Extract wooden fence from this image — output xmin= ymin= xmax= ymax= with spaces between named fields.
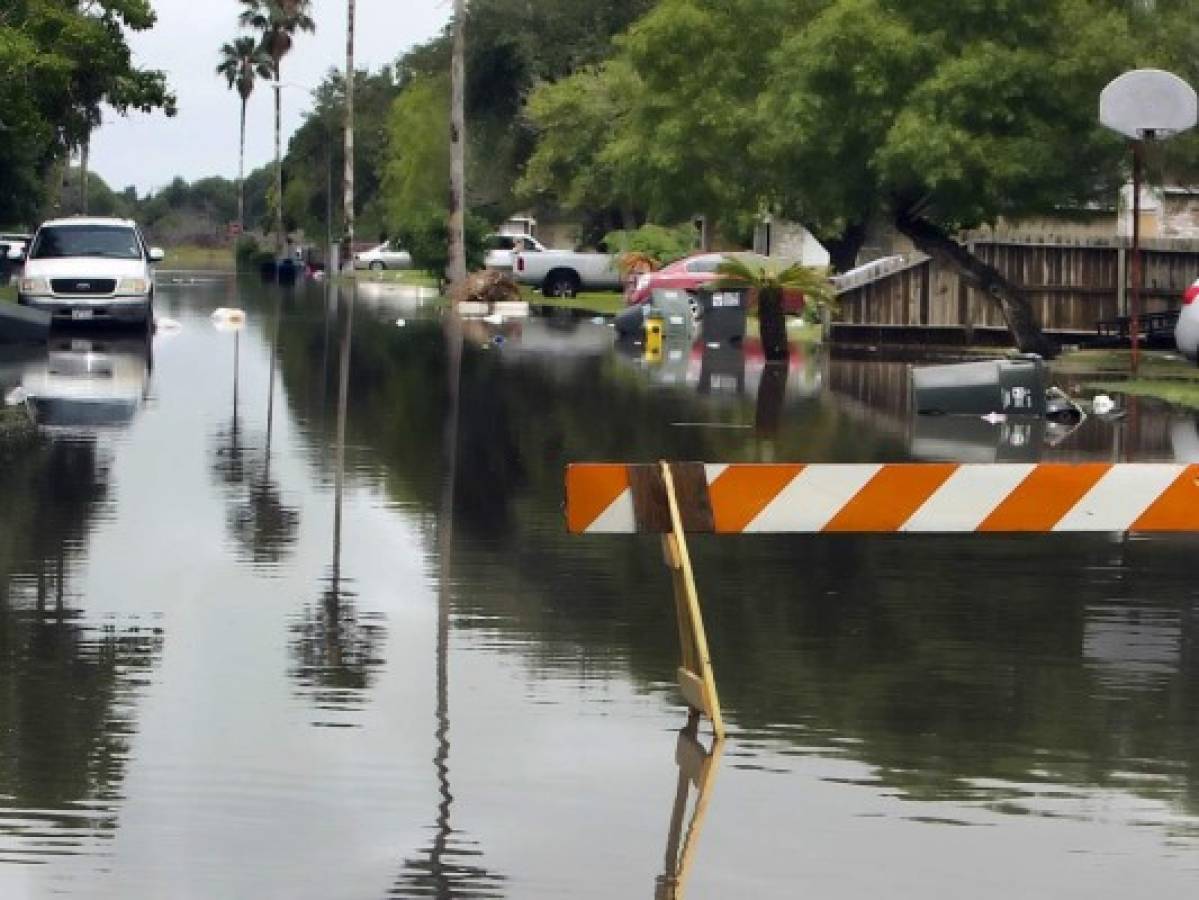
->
xmin=834 ymin=236 xmax=1199 ymax=340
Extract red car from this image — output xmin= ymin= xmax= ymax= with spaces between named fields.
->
xmin=624 ymin=252 xmax=807 ymax=316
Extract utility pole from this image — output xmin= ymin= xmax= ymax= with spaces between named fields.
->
xmin=342 ymin=0 xmax=356 ymax=269
xmin=447 ymin=0 xmax=467 ymax=288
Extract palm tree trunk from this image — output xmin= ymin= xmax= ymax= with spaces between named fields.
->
xmin=238 ymin=98 xmax=247 ymax=233
xmin=342 ymin=0 xmax=356 ymax=268
xmin=274 ymin=69 xmax=284 ymax=259
xmin=759 ymin=289 xmax=789 ymax=362
xmin=447 ymin=0 xmax=467 ymax=288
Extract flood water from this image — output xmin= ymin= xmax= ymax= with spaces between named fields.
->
xmin=1 ymin=274 xmax=1198 ymax=898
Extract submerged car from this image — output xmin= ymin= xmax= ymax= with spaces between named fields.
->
xmin=624 ymin=252 xmax=807 ymax=317
xmin=1174 ymin=277 xmax=1199 ymax=360
xmin=15 ymin=217 xmax=162 ymax=326
xmin=353 ymin=240 xmax=412 ymax=271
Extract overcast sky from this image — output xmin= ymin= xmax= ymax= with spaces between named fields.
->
xmin=90 ymin=0 xmax=452 ymax=196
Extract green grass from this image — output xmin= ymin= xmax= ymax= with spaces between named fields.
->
xmin=161 ymin=245 xmax=234 ymax=270
xmin=1053 ymin=348 xmax=1199 ymax=380
xmin=339 ymin=268 xmax=439 ymax=288
xmin=519 ymin=287 xmax=626 ymax=315
xmin=1085 ymin=379 xmax=1199 ymax=409
xmin=0 ymin=283 xmax=14 ymax=304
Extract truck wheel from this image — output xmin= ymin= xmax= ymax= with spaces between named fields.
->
xmin=370 ymin=261 xmax=385 ymax=271
xmin=544 ymin=271 xmax=580 ymax=299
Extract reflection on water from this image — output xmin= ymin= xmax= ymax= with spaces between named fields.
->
xmin=210 ymin=294 xmax=300 ymax=567
xmin=394 ymin=304 xmax=505 ymax=898
xmin=9 ymin=332 xmax=152 ymax=430
xmin=3 ymin=278 xmax=1199 ymax=896
xmin=0 ymin=381 xmax=161 ymax=866
xmin=290 ymin=284 xmax=384 ymax=724
xmin=657 ymin=724 xmax=723 ymax=900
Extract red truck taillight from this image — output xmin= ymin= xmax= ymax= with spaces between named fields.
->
xmin=1184 ymin=284 xmax=1199 ymax=305
xmin=516 ymin=256 xmax=524 ymax=272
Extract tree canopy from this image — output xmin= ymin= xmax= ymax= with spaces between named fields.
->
xmin=0 ymin=0 xmax=175 ymax=227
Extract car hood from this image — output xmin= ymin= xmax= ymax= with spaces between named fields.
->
xmin=23 ymin=258 xmax=148 ymax=278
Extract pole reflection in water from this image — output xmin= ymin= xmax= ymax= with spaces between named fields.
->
xmin=216 ymin=290 xmax=300 ymax=567
xmin=290 ymin=283 xmax=383 ymax=722
xmin=657 ymin=721 xmax=724 ymax=900
xmin=394 ymin=304 xmax=505 ymax=897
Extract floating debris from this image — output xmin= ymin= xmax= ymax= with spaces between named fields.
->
xmin=395 ymin=318 xmax=407 ymax=328
xmin=1092 ymin=394 xmax=1115 ymax=415
xmin=210 ymin=307 xmax=246 ymax=331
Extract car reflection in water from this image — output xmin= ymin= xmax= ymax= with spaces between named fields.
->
xmin=20 ymin=332 xmax=151 ymax=429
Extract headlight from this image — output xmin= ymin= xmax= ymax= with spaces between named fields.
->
xmin=635 ymin=274 xmax=651 ymax=291
xmin=18 ymin=276 xmax=49 ymax=294
xmin=116 ymin=277 xmax=150 ymax=294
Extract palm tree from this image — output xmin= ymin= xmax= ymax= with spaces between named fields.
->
xmin=710 ymin=255 xmax=835 ymax=361
xmin=238 ymin=0 xmax=316 ymax=258
xmin=216 ymin=36 xmax=273 ymax=233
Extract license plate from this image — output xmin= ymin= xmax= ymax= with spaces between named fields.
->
xmin=71 ymin=309 xmax=94 ymax=320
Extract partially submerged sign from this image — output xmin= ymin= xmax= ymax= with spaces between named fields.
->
xmin=1100 ymin=69 xmax=1197 ymax=140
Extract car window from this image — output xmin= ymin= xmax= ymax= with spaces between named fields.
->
xmin=488 ymin=236 xmax=515 ymax=251
xmin=684 ymin=257 xmax=721 ymax=274
xmin=30 ymin=224 xmax=143 ymax=260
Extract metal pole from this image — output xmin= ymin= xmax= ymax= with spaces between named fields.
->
xmin=1130 ymin=140 xmax=1142 ymax=374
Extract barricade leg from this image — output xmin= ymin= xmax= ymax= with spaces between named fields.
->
xmin=660 ymin=462 xmax=725 ymax=739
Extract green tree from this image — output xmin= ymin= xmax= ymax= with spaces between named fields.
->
xmin=0 ymin=0 xmax=175 ymax=226
xmin=217 ymin=36 xmax=273 ymax=232
xmin=238 ymin=0 xmax=315 ymax=256
xmin=759 ymin=0 xmax=1140 ymax=354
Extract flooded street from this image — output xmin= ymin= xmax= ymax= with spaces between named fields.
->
xmin=1 ymin=275 xmax=1198 ymax=898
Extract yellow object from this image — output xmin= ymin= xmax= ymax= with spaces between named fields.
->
xmin=645 ymin=316 xmax=664 ymax=358
xmin=660 ymin=461 xmax=724 ymax=739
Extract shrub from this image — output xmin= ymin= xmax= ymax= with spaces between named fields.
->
xmin=393 ymin=208 xmax=488 ymax=278
xmin=602 ymin=223 xmax=696 ymax=269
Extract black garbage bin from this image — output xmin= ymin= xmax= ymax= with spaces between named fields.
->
xmin=911 ymin=356 xmax=1048 ymax=416
xmin=697 ymin=287 xmax=747 ymax=345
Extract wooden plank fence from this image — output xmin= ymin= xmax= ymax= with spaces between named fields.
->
xmin=833 ymin=235 xmax=1199 ymax=341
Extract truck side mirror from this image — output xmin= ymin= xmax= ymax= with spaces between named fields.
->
xmin=148 ymin=247 xmax=165 ymax=262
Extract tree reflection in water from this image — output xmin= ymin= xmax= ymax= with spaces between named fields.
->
xmin=0 ymin=436 xmax=162 ymax=859
xmin=290 ymin=284 xmax=383 ymax=721
xmin=210 ymin=292 xmax=299 ymax=567
xmin=393 ymin=305 xmax=505 ymax=898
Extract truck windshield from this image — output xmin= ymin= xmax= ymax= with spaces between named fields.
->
xmin=30 ymin=225 xmax=142 ymax=260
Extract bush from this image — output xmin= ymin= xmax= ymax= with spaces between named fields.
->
xmin=602 ymin=223 xmax=696 ymax=268
xmin=393 ymin=208 xmax=488 ymax=278
xmin=235 ymin=236 xmax=267 ymax=270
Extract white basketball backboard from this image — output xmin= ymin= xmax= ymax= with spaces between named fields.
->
xmin=1100 ymin=69 xmax=1197 ymax=140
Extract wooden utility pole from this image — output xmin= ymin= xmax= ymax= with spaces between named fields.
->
xmin=342 ymin=0 xmax=356 ymax=268
xmin=447 ymin=0 xmax=467 ymax=288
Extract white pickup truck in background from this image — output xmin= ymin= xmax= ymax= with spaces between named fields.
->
xmin=512 ymin=249 xmax=623 ymax=297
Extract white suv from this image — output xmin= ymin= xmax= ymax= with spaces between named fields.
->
xmin=14 ymin=217 xmax=164 ymax=326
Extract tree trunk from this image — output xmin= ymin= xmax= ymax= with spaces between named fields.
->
xmin=79 ymin=138 xmax=89 ymax=215
xmin=758 ymin=289 xmax=790 ymax=362
xmin=447 ymin=0 xmax=467 ymax=288
xmin=822 ymin=221 xmax=866 ymax=274
xmin=895 ymin=209 xmax=1056 ymax=358
xmin=274 ymin=70 xmax=284 ymax=259
xmin=238 ymin=99 xmax=246 ymax=233
xmin=342 ymin=0 xmax=356 ymax=269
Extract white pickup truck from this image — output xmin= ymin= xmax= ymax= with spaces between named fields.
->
xmin=512 ymin=249 xmax=623 ymax=297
